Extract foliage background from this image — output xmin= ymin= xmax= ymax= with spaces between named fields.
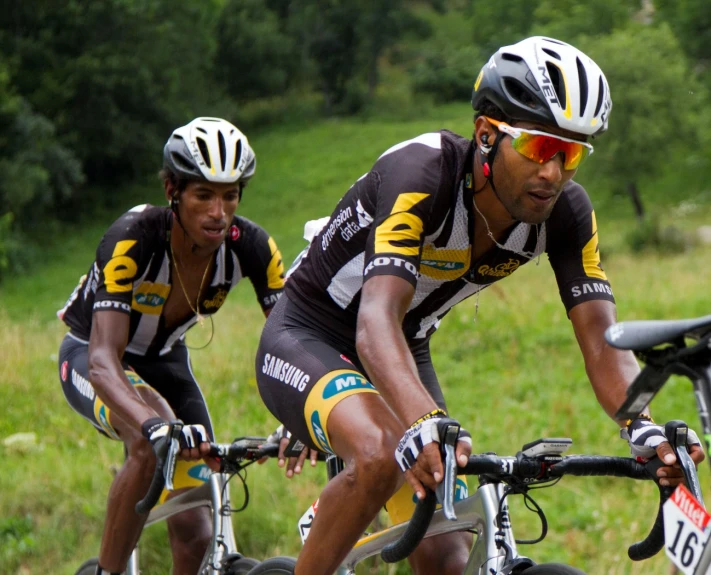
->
xmin=1 ymin=1 xmax=711 ymax=574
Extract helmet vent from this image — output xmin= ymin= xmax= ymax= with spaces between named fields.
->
xmin=196 ymin=127 xmax=208 ymax=134
xmin=542 ymin=48 xmax=561 ymax=60
xmin=593 ymin=76 xmax=605 ymax=117
xmin=501 ymin=53 xmax=523 ymax=63
xmin=545 ymin=62 xmax=566 ymax=110
xmin=577 ymin=57 xmax=589 ymax=115
xmin=196 ymin=137 xmax=212 ymax=169
xmin=234 ymin=140 xmax=243 ymax=171
xmin=218 ymin=131 xmax=227 ymax=171
xmin=504 ymin=78 xmax=539 ymax=109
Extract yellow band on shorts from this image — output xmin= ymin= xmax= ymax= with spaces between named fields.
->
xmin=93 ymin=370 xmax=151 ymax=440
xmin=385 ymin=475 xmax=469 ymax=526
xmin=157 ymin=459 xmax=211 ymax=505
xmin=304 ymin=369 xmax=379 ymax=453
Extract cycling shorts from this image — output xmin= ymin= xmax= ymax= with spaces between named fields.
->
xmin=256 ymin=294 xmax=446 ymax=453
xmin=58 ymin=332 xmax=214 ymax=497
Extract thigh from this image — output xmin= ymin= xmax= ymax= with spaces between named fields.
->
xmin=126 ymin=341 xmax=214 ymax=440
xmin=256 ymin=297 xmax=379 ymax=453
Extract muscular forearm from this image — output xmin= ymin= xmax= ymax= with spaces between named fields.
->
xmin=356 ymin=311 xmax=438 ymax=427
xmin=585 ymin=346 xmax=641 ymax=426
xmin=88 ymin=350 xmax=157 ymax=430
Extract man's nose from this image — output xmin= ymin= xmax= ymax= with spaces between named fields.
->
xmin=538 ymin=154 xmax=565 ymax=183
xmin=208 ymin=197 xmax=225 ymax=219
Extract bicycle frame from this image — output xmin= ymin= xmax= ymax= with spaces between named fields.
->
xmin=340 ymin=482 xmax=531 ymax=575
xmin=125 ymin=472 xmax=238 ymax=575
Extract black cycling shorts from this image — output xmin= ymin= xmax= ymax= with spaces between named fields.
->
xmin=58 ymin=332 xmax=214 ymax=441
xmin=255 ymin=294 xmax=446 ymax=452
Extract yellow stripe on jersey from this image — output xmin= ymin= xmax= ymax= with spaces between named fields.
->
xmin=374 ymin=192 xmax=429 ymax=257
xmin=581 ymin=211 xmax=607 ymax=280
xmin=157 ymin=459 xmax=210 ymax=505
xmin=304 ymin=369 xmax=379 ymax=454
xmin=267 ymin=236 xmax=285 ymax=290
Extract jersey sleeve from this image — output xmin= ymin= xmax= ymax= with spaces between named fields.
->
xmin=235 ymin=218 xmax=285 ymax=312
xmin=546 ymin=182 xmax=615 ymax=313
xmin=92 ymin=211 xmax=148 ymax=315
xmin=363 ymin=134 xmax=443 ymax=287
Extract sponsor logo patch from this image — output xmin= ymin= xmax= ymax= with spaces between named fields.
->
xmin=262 ymin=353 xmax=311 ymax=392
xmin=310 ymin=411 xmax=332 ymax=453
xmin=187 ymin=464 xmax=212 ymax=482
xmin=61 ymin=361 xmax=69 ymax=382
xmin=322 ymin=372 xmax=375 ymax=400
xmin=478 ymin=258 xmax=521 ymax=278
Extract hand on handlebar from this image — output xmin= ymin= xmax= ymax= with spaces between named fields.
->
xmin=622 ymin=417 xmax=705 ymax=487
xmin=395 ymin=415 xmax=471 ymax=500
xmin=141 ymin=417 xmax=217 ymax=469
xmin=652 ymin=441 xmax=705 ymax=487
xmin=263 ymin=424 xmax=319 ymax=477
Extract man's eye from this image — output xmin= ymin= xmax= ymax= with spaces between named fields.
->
xmin=226 ymin=193 xmax=239 ymax=202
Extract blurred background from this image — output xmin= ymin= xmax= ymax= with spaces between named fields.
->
xmin=1 ymin=1 xmax=710 ymax=573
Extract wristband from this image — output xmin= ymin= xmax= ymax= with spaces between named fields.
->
xmin=410 ymin=408 xmax=447 ymax=428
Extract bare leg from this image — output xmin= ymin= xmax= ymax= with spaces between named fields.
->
xmin=97 ymin=387 xmax=211 ymax=574
xmin=294 ymin=394 xmax=403 ymax=575
xmin=294 ymin=392 xmax=471 ymax=575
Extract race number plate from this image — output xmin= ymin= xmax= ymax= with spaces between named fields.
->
xmin=664 ymin=484 xmax=711 ymax=574
xmin=298 ymin=498 xmax=319 ymax=545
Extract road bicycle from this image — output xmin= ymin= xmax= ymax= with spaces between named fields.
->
xmin=74 ymin=434 xmax=285 ymax=575
xmin=246 ymin=418 xmax=703 ymax=575
xmin=605 ymin=312 xmax=711 ymax=573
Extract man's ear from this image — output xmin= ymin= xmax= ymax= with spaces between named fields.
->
xmin=474 ymin=116 xmax=496 ymax=152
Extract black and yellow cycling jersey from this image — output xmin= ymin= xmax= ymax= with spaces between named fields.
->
xmin=286 ymin=129 xmax=613 ymax=344
xmin=58 ymin=204 xmax=285 ymax=356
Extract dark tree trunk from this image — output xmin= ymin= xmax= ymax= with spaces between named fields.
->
xmin=627 ymin=181 xmax=645 ymax=221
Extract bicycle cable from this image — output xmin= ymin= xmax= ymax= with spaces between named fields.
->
xmin=495 ymin=475 xmax=561 ymax=545
xmin=221 ymin=465 xmax=251 ymax=515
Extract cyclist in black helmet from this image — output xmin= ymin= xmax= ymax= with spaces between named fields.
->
xmin=255 ymin=37 xmax=704 ymax=574
xmin=57 ymin=117 xmax=285 ymax=575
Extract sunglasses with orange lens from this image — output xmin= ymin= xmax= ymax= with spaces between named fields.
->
xmin=485 ymin=117 xmax=593 ymax=170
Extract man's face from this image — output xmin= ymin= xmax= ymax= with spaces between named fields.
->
xmin=490 ymin=121 xmax=584 ymax=225
xmin=176 ymin=180 xmax=241 ymax=250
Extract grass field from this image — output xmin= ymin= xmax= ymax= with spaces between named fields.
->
xmin=1 ymin=103 xmax=710 ymax=574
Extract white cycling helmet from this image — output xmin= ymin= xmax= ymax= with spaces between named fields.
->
xmin=163 ymin=117 xmax=256 ymax=184
xmin=472 ymin=36 xmax=612 ymax=136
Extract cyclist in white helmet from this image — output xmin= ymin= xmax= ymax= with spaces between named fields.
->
xmin=57 ymin=117 xmax=285 ymax=575
xmin=255 ymin=37 xmax=704 ymax=574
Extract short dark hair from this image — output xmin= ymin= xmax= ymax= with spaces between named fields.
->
xmin=474 ymin=98 xmax=512 ymax=123
xmin=159 ymin=167 xmax=190 ymax=197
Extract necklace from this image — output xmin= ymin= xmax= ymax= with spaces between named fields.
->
xmin=471 ymin=193 xmax=541 ymax=261
xmin=170 ymin=247 xmax=211 ymax=328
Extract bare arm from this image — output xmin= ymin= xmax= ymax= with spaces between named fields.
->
xmin=356 ymin=274 xmax=438 ymax=427
xmin=88 ymin=310 xmax=160 ymax=431
xmin=569 ymin=300 xmax=641 ymax=426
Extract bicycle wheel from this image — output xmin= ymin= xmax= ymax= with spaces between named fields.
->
xmin=74 ymin=558 xmax=99 ymax=575
xmin=245 ymin=556 xmax=297 ymax=574
xmin=522 ymin=564 xmax=587 ymax=575
xmin=225 ymin=556 xmax=261 ymax=574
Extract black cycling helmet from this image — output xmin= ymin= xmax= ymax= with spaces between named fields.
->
xmin=472 ymin=36 xmax=612 ymax=136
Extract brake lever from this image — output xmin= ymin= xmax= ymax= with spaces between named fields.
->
xmin=163 ymin=420 xmax=183 ymax=492
xmin=435 ymin=423 xmax=460 ymax=521
xmin=665 ymin=420 xmax=704 ymax=506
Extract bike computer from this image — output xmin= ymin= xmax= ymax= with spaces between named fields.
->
xmin=521 ymin=438 xmax=573 ymax=457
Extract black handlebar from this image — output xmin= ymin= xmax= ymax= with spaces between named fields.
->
xmin=135 ymin=434 xmax=281 ymax=514
xmin=381 ymin=423 xmax=702 ymax=565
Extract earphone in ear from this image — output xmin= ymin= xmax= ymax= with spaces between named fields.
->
xmin=481 ymin=134 xmax=489 ymax=145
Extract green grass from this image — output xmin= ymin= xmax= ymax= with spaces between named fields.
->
xmin=1 ymin=104 xmax=711 ymax=574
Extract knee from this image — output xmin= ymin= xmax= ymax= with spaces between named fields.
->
xmin=343 ymin=426 xmax=401 ymax=497
xmin=168 ymin=506 xmax=212 ymax=550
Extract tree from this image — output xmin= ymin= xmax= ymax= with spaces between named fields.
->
xmin=576 ymin=24 xmax=707 ymax=200
xmin=531 ymin=0 xmax=641 ymax=41
xmin=215 ymin=0 xmax=296 ymax=101
xmin=654 ymin=0 xmax=711 ymax=69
